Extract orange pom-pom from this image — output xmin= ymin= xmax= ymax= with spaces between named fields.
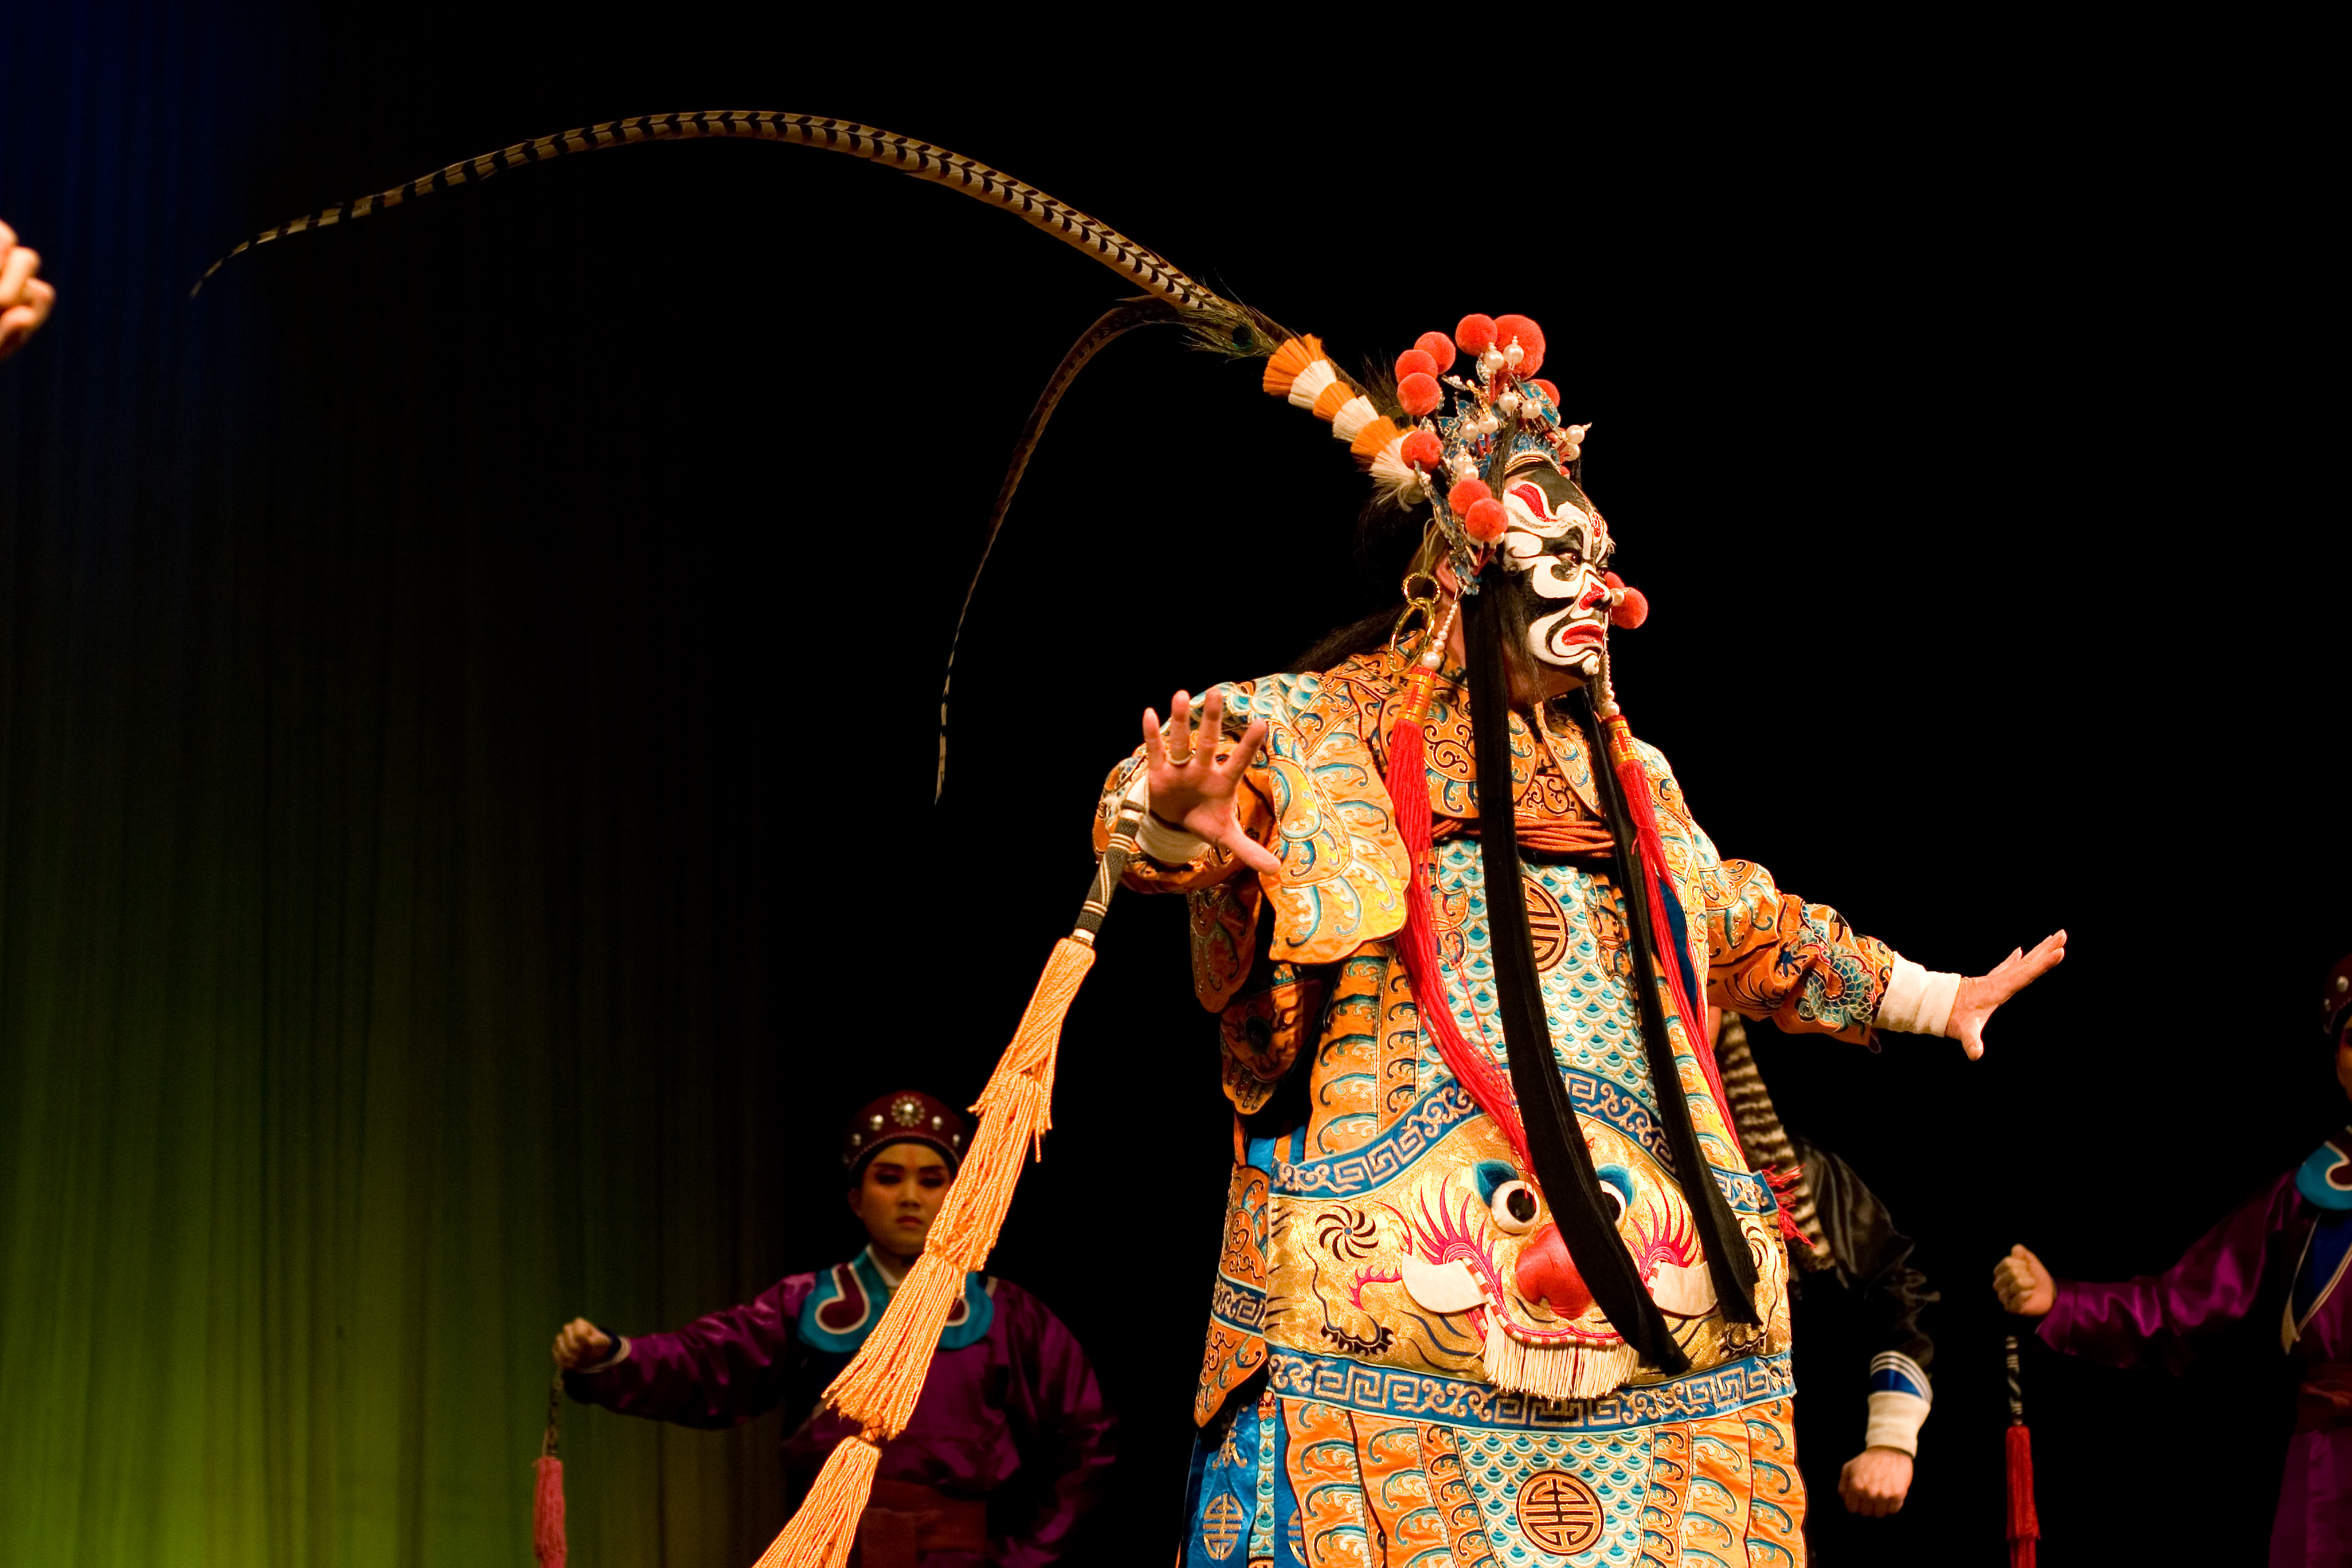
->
xmin=1415 ymin=331 xmax=1457 ymax=374
xmin=1400 ymin=430 xmax=1442 ymax=469
xmin=1463 ymin=497 xmax=1508 ymax=542
xmin=1447 ymin=478 xmax=1492 ymax=516
xmin=1606 ymin=573 xmax=1649 ymax=630
xmin=1532 ymin=378 xmax=1560 ymax=405
xmin=1455 ymin=314 xmax=1497 ymax=354
xmin=1398 ymin=373 xmax=1444 ymax=418
xmin=1394 ymin=348 xmax=1438 ymax=382
xmin=1492 ymin=314 xmax=1545 ymax=375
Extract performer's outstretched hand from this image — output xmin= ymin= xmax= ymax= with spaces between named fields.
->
xmin=1838 ymin=1447 xmax=1913 ymax=1516
xmin=551 ymin=1316 xmax=615 ymax=1369
xmin=1948 ymin=930 xmax=2067 ymax=1059
xmin=1141 ymin=686 xmax=1277 ymax=874
xmin=0 ymin=222 xmax=56 ymax=361
xmin=1992 ymin=1244 xmax=2056 ymax=1316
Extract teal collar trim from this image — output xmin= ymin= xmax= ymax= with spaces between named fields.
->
xmin=2295 ymin=1127 xmax=2352 ymax=1212
xmin=795 ymin=1247 xmax=995 ymax=1355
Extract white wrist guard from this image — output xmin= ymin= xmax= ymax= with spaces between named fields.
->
xmin=1865 ymin=1353 xmax=1931 ymax=1455
xmin=1876 ymin=957 xmax=1962 ymax=1037
xmin=1130 ymin=777 xmax=1210 ymax=865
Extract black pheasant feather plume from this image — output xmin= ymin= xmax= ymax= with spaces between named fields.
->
xmin=194 ymin=110 xmax=1384 ymax=797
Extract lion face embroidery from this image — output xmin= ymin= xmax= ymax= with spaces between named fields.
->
xmin=1323 ymin=1121 xmax=1716 ymax=1402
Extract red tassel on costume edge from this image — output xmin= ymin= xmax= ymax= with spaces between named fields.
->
xmin=1760 ymin=1165 xmax=1808 ymax=1245
xmin=532 ymin=1455 xmax=567 ymax=1568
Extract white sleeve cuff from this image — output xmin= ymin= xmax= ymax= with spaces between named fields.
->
xmin=1129 ymin=775 xmax=1211 ymax=865
xmin=1875 ymin=957 xmax=1961 ymax=1037
xmin=1865 ymin=1389 xmax=1930 ymax=1455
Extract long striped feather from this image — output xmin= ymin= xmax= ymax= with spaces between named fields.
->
xmin=193 ymin=110 xmax=1230 ymax=308
xmin=938 ymin=300 xmax=1183 ymax=799
xmin=193 ymin=110 xmax=1379 ymax=800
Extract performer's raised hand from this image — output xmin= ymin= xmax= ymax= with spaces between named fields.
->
xmin=0 ymin=222 xmax=56 ymax=362
xmin=1992 ymin=1244 xmax=2056 ymax=1316
xmin=1949 ymin=930 xmax=2067 ymax=1059
xmin=550 ymin=1316 xmax=616 ymax=1370
xmin=1837 ymin=1447 xmax=1913 ymax=1517
xmin=1140 ymin=686 xmax=1277 ymax=874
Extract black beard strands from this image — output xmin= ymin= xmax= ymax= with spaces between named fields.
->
xmin=1489 ymin=559 xmax=1551 ymax=697
xmin=1461 ymin=558 xmax=1687 ymax=1374
xmin=1576 ymin=684 xmax=1762 ymax=1327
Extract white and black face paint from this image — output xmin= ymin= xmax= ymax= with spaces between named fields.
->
xmin=1498 ymin=477 xmax=1613 ymax=676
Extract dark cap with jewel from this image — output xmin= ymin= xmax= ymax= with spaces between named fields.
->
xmin=842 ymin=1090 xmax=969 ymax=1179
xmin=2324 ymin=954 xmax=2352 ymax=1041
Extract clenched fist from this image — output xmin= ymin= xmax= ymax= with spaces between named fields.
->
xmin=0 ymin=222 xmax=56 ymax=361
xmin=1838 ymin=1446 xmax=1914 ymax=1516
xmin=551 ymin=1316 xmax=616 ymax=1370
xmin=1992 ymin=1244 xmax=2056 ymax=1316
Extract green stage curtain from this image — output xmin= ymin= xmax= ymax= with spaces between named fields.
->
xmin=0 ymin=15 xmax=823 ymax=1564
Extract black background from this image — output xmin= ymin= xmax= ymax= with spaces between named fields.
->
xmin=3 ymin=8 xmax=2340 ymax=1563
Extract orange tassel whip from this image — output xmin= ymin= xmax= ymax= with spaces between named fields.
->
xmin=747 ymin=795 xmax=1145 ymax=1568
xmin=754 ymin=1433 xmax=881 ymax=1568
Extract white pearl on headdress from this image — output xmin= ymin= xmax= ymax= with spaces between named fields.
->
xmin=1477 ymin=348 xmax=1506 ymax=379
xmin=1504 ymin=341 xmax=1525 ymax=368
xmin=1472 ymin=411 xmax=1500 ymax=436
xmin=1495 ymin=391 xmax=1522 ymax=416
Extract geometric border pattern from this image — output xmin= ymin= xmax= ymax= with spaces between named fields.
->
xmin=1270 ymin=1081 xmax=1775 ymax=1216
xmin=1268 ymin=1348 xmax=1793 ymax=1434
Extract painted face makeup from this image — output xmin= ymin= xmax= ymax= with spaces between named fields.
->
xmin=1496 ymin=475 xmax=1614 ymax=676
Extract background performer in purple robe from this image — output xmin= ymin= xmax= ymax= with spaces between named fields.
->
xmin=1995 ymin=955 xmax=2352 ymax=1567
xmin=552 ymin=1090 xmax=1115 ymax=1567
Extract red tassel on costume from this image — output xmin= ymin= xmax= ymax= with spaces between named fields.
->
xmin=2005 ymin=1423 xmax=2039 ymax=1568
xmin=1602 ymin=715 xmax=1738 ymax=1138
xmin=1383 ymin=634 xmax=1532 ymax=1166
xmin=1760 ymin=1164 xmax=1808 ymax=1245
xmin=532 ymin=1455 xmax=567 ymax=1568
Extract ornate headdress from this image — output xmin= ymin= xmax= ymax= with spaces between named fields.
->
xmin=197 ymin=115 xmax=1759 ymax=1565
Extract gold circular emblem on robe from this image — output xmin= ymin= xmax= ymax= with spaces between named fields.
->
xmin=1517 ymin=1468 xmax=1604 ymax=1553
xmin=1524 ymin=877 xmax=1570 ymax=973
xmin=1199 ymin=1491 xmax=1243 ymax=1559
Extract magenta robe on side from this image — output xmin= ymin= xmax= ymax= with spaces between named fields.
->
xmin=2040 ymin=1172 xmax=2350 ymax=1567
xmin=564 ymin=1269 xmax=1114 ymax=1567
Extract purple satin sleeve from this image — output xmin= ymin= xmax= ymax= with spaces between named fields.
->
xmin=2038 ymin=1173 xmax=2302 ymax=1375
xmin=562 ymin=1273 xmax=818 ymax=1429
xmin=991 ymin=1284 xmax=1116 ymax=1568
